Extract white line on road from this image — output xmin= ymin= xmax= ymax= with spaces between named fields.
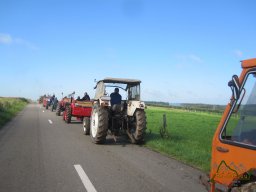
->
xmin=74 ymin=164 xmax=97 ymax=192
xmin=48 ymin=119 xmax=53 ymax=124
xmin=43 ymin=110 xmax=45 ymax=113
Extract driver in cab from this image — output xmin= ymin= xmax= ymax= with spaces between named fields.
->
xmin=110 ymin=88 xmax=122 ymax=106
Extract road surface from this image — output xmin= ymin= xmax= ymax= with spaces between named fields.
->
xmin=0 ymin=104 xmax=207 ymax=192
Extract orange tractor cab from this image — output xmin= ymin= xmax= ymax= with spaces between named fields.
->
xmin=62 ymin=92 xmax=92 ymax=125
xmin=210 ymin=58 xmax=256 ymax=191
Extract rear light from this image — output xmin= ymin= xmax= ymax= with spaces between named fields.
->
xmin=139 ymin=102 xmax=145 ymax=108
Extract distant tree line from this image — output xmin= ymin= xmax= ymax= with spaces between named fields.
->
xmin=145 ymin=101 xmax=169 ymax=107
xmin=145 ymin=101 xmax=226 ymax=114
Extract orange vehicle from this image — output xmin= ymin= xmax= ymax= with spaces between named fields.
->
xmin=210 ymin=58 xmax=256 ymax=191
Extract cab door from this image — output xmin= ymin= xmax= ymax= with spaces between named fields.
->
xmin=211 ymin=71 xmax=256 ymax=190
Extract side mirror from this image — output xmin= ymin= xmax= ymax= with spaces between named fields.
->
xmin=228 ymin=75 xmax=240 ymax=100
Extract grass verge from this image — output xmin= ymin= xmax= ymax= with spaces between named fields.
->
xmin=0 ymin=97 xmax=29 ymax=128
xmin=144 ymin=106 xmax=222 ymax=172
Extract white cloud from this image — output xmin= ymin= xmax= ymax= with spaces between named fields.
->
xmin=234 ymin=50 xmax=243 ymax=57
xmin=0 ymin=33 xmax=38 ymax=50
xmin=0 ymin=33 xmax=13 ymax=44
xmin=188 ymin=54 xmax=203 ymax=63
xmin=15 ymin=38 xmax=38 ymax=50
xmin=176 ymin=53 xmax=203 ymax=63
xmin=174 ymin=53 xmax=203 ymax=69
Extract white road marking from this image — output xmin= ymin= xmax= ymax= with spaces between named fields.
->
xmin=48 ymin=120 xmax=53 ymax=124
xmin=43 ymin=110 xmax=45 ymax=113
xmin=74 ymin=164 xmax=97 ymax=192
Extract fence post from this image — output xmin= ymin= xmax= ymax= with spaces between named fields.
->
xmin=163 ymin=113 xmax=166 ymax=129
xmin=160 ymin=113 xmax=169 ymax=139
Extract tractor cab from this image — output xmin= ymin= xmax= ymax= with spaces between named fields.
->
xmin=210 ymin=58 xmax=256 ymax=191
xmin=94 ymin=78 xmax=145 ymax=115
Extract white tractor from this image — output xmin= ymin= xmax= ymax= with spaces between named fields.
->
xmin=88 ymin=77 xmax=147 ymax=144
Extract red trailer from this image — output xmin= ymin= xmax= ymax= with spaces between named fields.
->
xmin=63 ymin=100 xmax=92 ymax=125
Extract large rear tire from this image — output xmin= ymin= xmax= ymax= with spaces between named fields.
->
xmin=56 ymin=104 xmax=61 ymax=116
xmin=90 ymin=105 xmax=108 ymax=144
xmin=83 ymin=117 xmax=90 ymax=135
xmin=132 ymin=110 xmax=146 ymax=144
xmin=65 ymin=106 xmax=72 ymax=124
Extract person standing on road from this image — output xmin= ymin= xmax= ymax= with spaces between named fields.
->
xmin=110 ymin=88 xmax=122 ymax=105
xmin=50 ymin=94 xmax=55 ymax=104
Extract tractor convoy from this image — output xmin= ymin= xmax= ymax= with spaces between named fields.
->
xmin=41 ymin=77 xmax=147 ymax=145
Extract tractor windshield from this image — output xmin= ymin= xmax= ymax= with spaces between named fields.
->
xmin=128 ymin=84 xmax=140 ymax=100
xmin=221 ymin=72 xmax=256 ymax=148
xmin=94 ymin=80 xmax=141 ymax=101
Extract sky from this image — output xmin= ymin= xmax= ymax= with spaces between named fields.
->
xmin=0 ymin=0 xmax=256 ymax=104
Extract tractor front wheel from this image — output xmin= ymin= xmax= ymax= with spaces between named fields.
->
xmin=83 ymin=117 xmax=90 ymax=135
xmin=90 ymin=105 xmax=108 ymax=144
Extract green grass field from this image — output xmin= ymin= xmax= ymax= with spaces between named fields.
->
xmin=145 ymin=106 xmax=223 ymax=172
xmin=0 ymin=97 xmax=28 ymax=128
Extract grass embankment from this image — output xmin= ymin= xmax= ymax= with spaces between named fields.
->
xmin=145 ymin=106 xmax=222 ymax=172
xmin=0 ymin=97 xmax=29 ymax=128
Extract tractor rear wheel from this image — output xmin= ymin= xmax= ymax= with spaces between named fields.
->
xmin=83 ymin=117 xmax=90 ymax=135
xmin=65 ymin=106 xmax=72 ymax=124
xmin=132 ymin=110 xmax=146 ymax=144
xmin=56 ymin=104 xmax=61 ymax=116
xmin=90 ymin=105 xmax=108 ymax=144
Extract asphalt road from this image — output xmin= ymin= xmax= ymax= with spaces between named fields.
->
xmin=0 ymin=104 xmax=207 ymax=192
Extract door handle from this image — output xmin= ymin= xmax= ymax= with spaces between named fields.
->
xmin=216 ymin=146 xmax=229 ymax=153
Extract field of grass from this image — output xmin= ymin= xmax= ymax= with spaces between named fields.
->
xmin=0 ymin=97 xmax=29 ymax=128
xmin=145 ymin=106 xmax=223 ymax=172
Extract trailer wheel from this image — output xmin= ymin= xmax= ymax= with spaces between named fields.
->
xmin=65 ymin=106 xmax=72 ymax=124
xmin=83 ymin=117 xmax=90 ymax=135
xmin=90 ymin=105 xmax=108 ymax=144
xmin=132 ymin=110 xmax=146 ymax=144
xmin=56 ymin=104 xmax=61 ymax=116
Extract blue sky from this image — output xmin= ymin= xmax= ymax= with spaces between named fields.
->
xmin=0 ymin=0 xmax=255 ymax=104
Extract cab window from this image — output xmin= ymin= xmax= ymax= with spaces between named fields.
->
xmin=221 ymin=73 xmax=256 ymax=147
